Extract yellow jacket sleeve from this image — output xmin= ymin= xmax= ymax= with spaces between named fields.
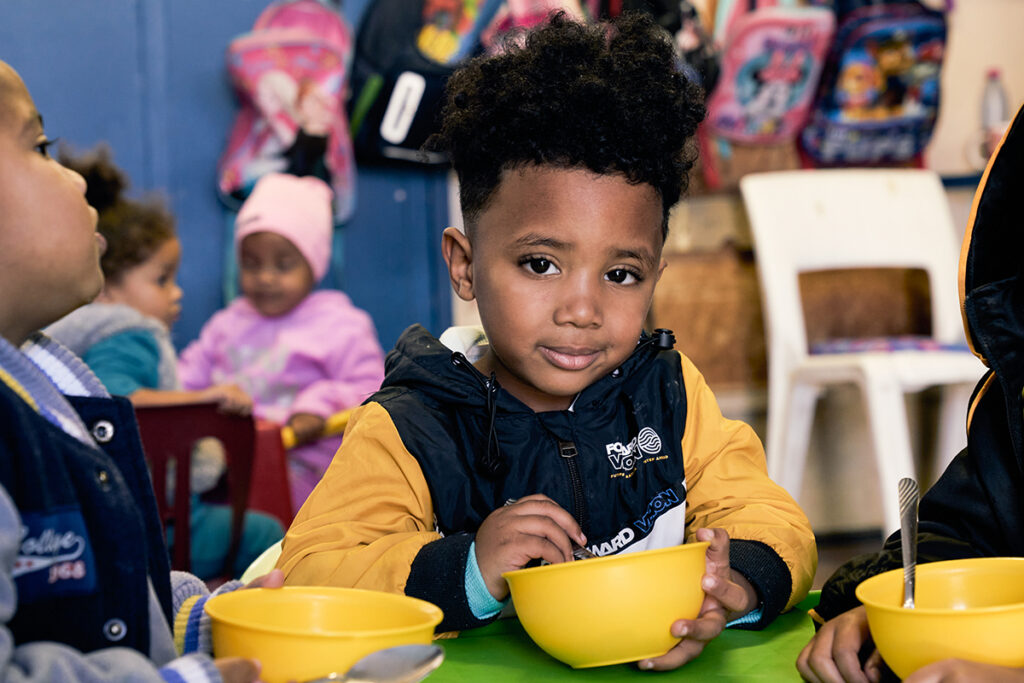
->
xmin=277 ymin=402 xmax=441 ymax=593
xmin=678 ymin=354 xmax=817 ymax=611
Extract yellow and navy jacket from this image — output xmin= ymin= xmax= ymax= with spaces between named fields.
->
xmin=280 ymin=325 xmax=816 ymax=632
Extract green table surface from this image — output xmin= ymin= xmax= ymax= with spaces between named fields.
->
xmin=428 ymin=592 xmax=819 ymax=681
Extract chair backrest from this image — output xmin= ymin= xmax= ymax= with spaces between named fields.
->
xmin=134 ymin=402 xmax=256 ymax=575
xmin=739 ymin=169 xmax=965 ymax=369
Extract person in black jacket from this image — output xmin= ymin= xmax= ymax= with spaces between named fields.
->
xmin=797 ymin=103 xmax=1024 ymax=683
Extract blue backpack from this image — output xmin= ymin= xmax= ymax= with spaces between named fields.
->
xmin=799 ymin=1 xmax=948 ymax=166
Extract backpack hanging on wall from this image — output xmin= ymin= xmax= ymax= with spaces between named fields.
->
xmin=347 ymin=0 xmax=504 ymax=165
xmin=799 ymin=1 xmax=948 ymax=166
xmin=218 ymin=0 xmax=357 ymax=222
xmin=621 ymin=0 xmax=720 ymax=94
xmin=706 ymin=5 xmax=834 ymax=144
xmin=698 ymin=3 xmax=835 ymax=190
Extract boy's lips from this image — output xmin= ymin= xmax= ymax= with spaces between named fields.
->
xmin=540 ymin=345 xmax=601 ymax=371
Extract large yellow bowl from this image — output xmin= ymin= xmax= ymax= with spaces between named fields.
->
xmin=205 ymin=586 xmax=443 ymax=683
xmin=856 ymin=557 xmax=1024 ymax=679
xmin=502 ymin=542 xmax=708 ymax=668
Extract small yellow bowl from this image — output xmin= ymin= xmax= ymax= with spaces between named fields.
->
xmin=205 ymin=586 xmax=443 ymax=683
xmin=856 ymin=557 xmax=1024 ymax=679
xmin=503 ymin=542 xmax=708 ymax=668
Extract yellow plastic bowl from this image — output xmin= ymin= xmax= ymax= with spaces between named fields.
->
xmin=205 ymin=586 xmax=443 ymax=683
xmin=502 ymin=542 xmax=709 ymax=668
xmin=856 ymin=557 xmax=1024 ymax=679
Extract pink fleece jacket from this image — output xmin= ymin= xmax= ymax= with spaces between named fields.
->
xmin=178 ymin=290 xmax=385 ymax=513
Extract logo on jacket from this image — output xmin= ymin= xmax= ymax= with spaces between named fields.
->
xmin=14 ymin=510 xmax=96 ymax=603
xmin=606 ymin=427 xmax=664 ymax=474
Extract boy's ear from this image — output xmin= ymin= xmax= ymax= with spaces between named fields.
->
xmin=442 ymin=227 xmax=475 ymax=302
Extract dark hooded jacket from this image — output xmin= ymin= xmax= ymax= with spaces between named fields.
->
xmin=280 ymin=325 xmax=816 ymax=632
xmin=814 ymin=103 xmax=1024 ymax=622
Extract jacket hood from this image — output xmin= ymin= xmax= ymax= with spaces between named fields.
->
xmin=382 ymin=325 xmax=494 ymax=410
xmin=960 ymin=102 xmax=1024 ymax=390
xmin=382 ymin=324 xmax=674 ymax=414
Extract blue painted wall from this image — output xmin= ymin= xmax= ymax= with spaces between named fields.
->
xmin=0 ymin=0 xmax=452 ymax=351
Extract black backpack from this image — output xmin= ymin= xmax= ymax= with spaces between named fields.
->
xmin=346 ymin=0 xmax=502 ymax=165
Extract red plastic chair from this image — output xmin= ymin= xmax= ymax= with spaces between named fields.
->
xmin=134 ymin=402 xmax=256 ymax=576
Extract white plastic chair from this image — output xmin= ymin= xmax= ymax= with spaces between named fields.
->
xmin=740 ymin=169 xmax=985 ymax=534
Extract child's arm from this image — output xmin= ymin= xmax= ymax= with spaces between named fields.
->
xmin=129 ymin=385 xmax=253 ymax=415
xmin=177 ymin=314 xmax=228 ymax=392
xmin=280 ymin=402 xmax=513 ymax=631
xmin=289 ymin=310 xmax=386 ymax=424
xmin=0 ymin=484 xmax=223 ymax=682
xmin=677 ymin=355 xmax=817 ymax=627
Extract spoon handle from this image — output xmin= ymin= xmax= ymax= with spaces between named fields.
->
xmin=898 ymin=477 xmax=919 ymax=609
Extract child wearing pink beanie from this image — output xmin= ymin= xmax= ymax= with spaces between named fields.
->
xmin=179 ymin=173 xmax=386 ymax=516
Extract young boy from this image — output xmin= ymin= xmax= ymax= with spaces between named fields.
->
xmin=0 ymin=58 xmax=279 ymax=682
xmin=797 ymin=107 xmax=1024 ymax=683
xmin=278 ymin=12 xmax=816 ymax=670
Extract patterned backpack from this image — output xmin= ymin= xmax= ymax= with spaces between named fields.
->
xmin=799 ymin=1 xmax=948 ymax=166
xmin=218 ymin=0 xmax=356 ymax=221
xmin=698 ymin=3 xmax=835 ymax=189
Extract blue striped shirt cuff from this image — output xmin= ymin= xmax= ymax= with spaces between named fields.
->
xmin=726 ymin=605 xmax=764 ymax=628
xmin=465 ymin=541 xmax=507 ymax=619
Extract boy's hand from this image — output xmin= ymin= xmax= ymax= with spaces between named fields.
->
xmin=639 ymin=528 xmax=757 ymax=671
xmin=213 ymin=657 xmax=261 ymax=683
xmin=797 ymin=605 xmax=881 ymax=683
xmin=243 ymin=568 xmax=285 ymax=589
xmin=208 ymin=570 xmax=283 ymax=681
xmin=475 ymin=494 xmax=586 ymax=601
xmin=287 ymin=412 xmax=326 ymax=446
xmin=202 ymin=384 xmax=253 ymax=416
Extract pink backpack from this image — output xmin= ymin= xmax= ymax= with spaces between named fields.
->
xmin=218 ymin=0 xmax=356 ymax=222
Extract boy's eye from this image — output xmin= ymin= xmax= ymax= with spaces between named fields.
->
xmin=606 ymin=268 xmax=640 ymax=285
xmin=35 ymin=137 xmax=58 ymax=158
xmin=523 ymin=257 xmax=557 ymax=275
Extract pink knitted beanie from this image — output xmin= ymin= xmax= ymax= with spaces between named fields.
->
xmin=235 ymin=173 xmax=334 ymax=282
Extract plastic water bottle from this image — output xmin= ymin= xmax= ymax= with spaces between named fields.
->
xmin=981 ymin=68 xmax=1009 ymax=158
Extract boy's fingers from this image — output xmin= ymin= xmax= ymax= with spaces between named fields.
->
xmin=213 ymin=657 xmax=261 ymax=683
xmin=516 ymin=533 xmax=574 ymax=566
xmin=672 ymin=609 xmax=726 ymax=642
xmin=797 ymin=631 xmax=844 ymax=683
xmin=701 ymin=575 xmax=749 ymax=614
xmin=244 ymin=568 xmax=284 ymax=589
xmin=638 ymin=637 xmax=705 ymax=671
xmin=511 ymin=514 xmax=575 ymax=562
xmin=506 ymin=496 xmax=586 ymax=545
xmin=697 ymin=527 xmax=731 ymax=572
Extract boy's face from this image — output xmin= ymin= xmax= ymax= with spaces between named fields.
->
xmin=239 ymin=231 xmax=315 ymax=317
xmin=444 ymin=165 xmax=666 ymax=413
xmin=0 ymin=63 xmax=104 ymax=346
xmin=101 ymin=237 xmax=183 ymax=329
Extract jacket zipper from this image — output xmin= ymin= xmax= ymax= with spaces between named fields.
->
xmin=558 ymin=440 xmax=588 ymax=533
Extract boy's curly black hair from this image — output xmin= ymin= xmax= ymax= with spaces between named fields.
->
xmin=59 ymin=145 xmax=177 ymax=284
xmin=425 ymin=11 xmax=705 ymax=238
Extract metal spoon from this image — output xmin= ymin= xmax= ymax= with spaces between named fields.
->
xmin=304 ymin=644 xmax=444 ymax=683
xmin=897 ymin=477 xmax=919 ymax=609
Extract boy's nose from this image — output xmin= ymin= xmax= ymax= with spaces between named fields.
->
xmin=554 ymin=278 xmax=602 ymax=328
xmin=65 ymin=166 xmax=88 ymax=195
